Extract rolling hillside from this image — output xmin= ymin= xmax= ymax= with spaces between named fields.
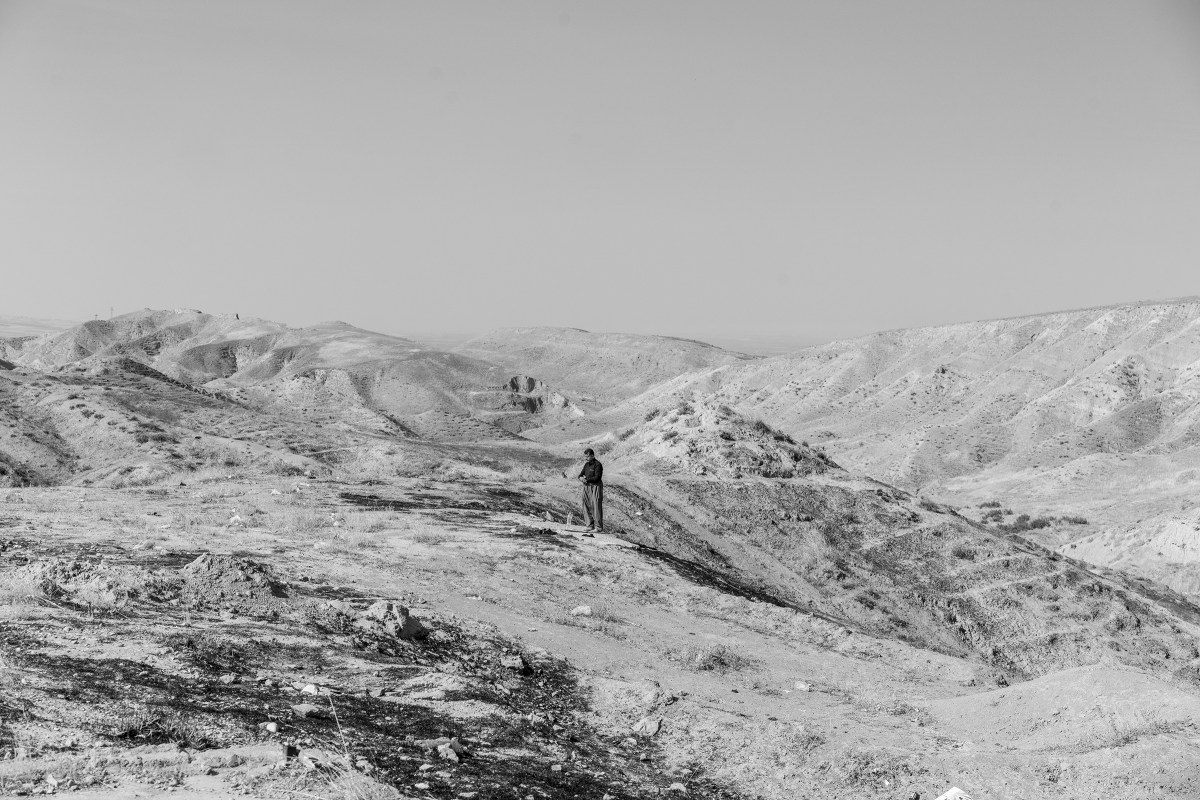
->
xmin=615 ymin=297 xmax=1200 ymax=597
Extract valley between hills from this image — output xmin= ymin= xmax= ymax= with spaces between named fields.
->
xmin=3 ymin=304 xmax=1200 ymax=799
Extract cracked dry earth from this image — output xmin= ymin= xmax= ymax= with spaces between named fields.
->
xmin=2 ymin=475 xmax=1200 ymax=800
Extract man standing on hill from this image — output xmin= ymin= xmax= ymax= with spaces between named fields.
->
xmin=578 ymin=448 xmax=604 ymax=533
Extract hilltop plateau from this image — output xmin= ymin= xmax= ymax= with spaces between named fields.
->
xmin=2 ymin=307 xmax=1200 ymax=799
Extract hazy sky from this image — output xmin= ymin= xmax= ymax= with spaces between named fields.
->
xmin=2 ymin=1 xmax=1199 ymax=347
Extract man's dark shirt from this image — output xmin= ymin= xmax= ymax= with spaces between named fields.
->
xmin=579 ymin=459 xmax=603 ymax=485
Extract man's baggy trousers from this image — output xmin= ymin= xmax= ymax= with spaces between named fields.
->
xmin=582 ymin=483 xmax=603 ymax=530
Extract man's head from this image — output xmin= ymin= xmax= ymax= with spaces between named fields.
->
xmin=584 ymin=448 xmax=595 ymax=460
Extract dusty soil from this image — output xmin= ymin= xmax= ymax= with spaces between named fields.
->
xmin=4 ymin=310 xmax=1200 ymax=799
xmin=3 ymin=467 xmax=1200 ymax=799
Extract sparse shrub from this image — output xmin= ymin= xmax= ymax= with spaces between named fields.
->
xmin=1075 ymin=712 xmax=1187 ymax=751
xmin=110 ymin=704 xmax=212 ymax=748
xmin=616 ymin=427 xmax=636 ymax=441
xmin=751 ymin=419 xmax=772 ymax=436
xmin=674 ymin=642 xmax=758 ymax=674
xmin=821 ymin=747 xmax=924 ymax=789
xmin=676 ymin=401 xmax=694 ymax=415
xmin=0 ymin=573 xmax=44 ymax=606
xmin=1061 ymin=515 xmax=1089 ymax=525
xmin=979 ymin=500 xmax=1002 ymax=508
xmin=1029 ymin=517 xmax=1052 ymax=529
xmin=285 ymin=508 xmax=326 ymax=533
xmin=661 ymin=430 xmax=679 ymax=442
xmin=951 ymin=544 xmax=976 ymax=560
xmin=918 ymin=498 xmax=941 ymax=513
xmin=331 ymin=527 xmax=381 ymax=551
xmin=644 ymin=408 xmax=661 ymax=422
xmin=718 ymin=430 xmax=734 ymax=441
xmin=717 ymin=404 xmax=733 ymax=416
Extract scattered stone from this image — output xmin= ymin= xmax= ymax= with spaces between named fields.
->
xmin=500 ymin=653 xmax=532 ymax=674
xmin=633 ymin=716 xmax=662 ymax=737
xmin=290 ymin=704 xmax=324 ymax=719
xmin=437 ymin=743 xmax=460 ymax=762
xmin=415 ymin=782 xmax=430 ymax=790
xmin=570 ymin=605 xmax=593 ymax=617
xmin=352 ymin=600 xmax=428 ymax=641
xmin=415 ymin=736 xmax=467 ymax=757
xmin=258 ymin=721 xmax=279 ymax=734
xmin=668 ymin=784 xmax=687 ymax=793
xmin=793 ymin=681 xmax=813 ymax=692
xmin=300 ymin=684 xmax=319 ymax=695
xmin=934 ymin=789 xmax=971 ymax=800
xmin=550 ymin=764 xmax=562 ymax=772
xmin=219 ymin=673 xmax=237 ymax=685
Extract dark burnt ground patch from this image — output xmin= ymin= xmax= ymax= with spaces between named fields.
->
xmin=340 ymin=483 xmax=572 ymax=521
xmin=493 ymin=525 xmax=578 ymax=549
xmin=0 ymin=564 xmax=745 ymax=799
xmin=633 ymin=544 xmax=796 ymax=609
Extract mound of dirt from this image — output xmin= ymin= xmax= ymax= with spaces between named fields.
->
xmin=609 ymin=400 xmax=838 ymax=479
xmin=179 ymin=553 xmax=286 ymax=611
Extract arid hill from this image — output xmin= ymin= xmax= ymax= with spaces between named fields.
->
xmin=1 ymin=310 xmax=593 ymax=441
xmin=607 ymin=298 xmax=1200 ymax=597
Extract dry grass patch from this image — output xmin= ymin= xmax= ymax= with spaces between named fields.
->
xmin=671 ymin=641 xmax=759 ymax=674
xmin=235 ymin=760 xmax=400 ymax=799
xmin=0 ymin=572 xmax=44 ymax=606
